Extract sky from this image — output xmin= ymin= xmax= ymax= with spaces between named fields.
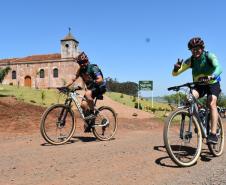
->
xmin=0 ymin=0 xmax=226 ymax=96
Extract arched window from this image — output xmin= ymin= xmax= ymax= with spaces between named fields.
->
xmin=39 ymin=69 xmax=45 ymax=78
xmin=53 ymin=68 xmax=58 ymax=78
xmin=12 ymin=70 xmax=16 ymax=79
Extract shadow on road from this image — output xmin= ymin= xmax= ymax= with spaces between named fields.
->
xmin=72 ymin=136 xmax=97 ymax=142
xmin=40 ymin=136 xmax=97 ymax=146
xmin=200 ymin=149 xmax=213 ymax=162
xmin=154 ymin=145 xmax=214 ymax=168
xmin=153 ymin=145 xmax=181 ymax=168
xmin=40 ymin=139 xmax=78 ymax=146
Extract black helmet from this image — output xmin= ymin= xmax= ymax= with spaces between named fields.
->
xmin=77 ymin=52 xmax=89 ymax=64
xmin=188 ymin=37 xmax=205 ymax=50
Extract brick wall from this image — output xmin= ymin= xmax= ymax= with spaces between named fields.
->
xmin=2 ymin=59 xmax=81 ymax=88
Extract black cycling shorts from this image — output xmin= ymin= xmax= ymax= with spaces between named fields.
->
xmin=194 ymin=82 xmax=221 ymax=98
xmin=90 ymin=85 xmax=106 ymax=99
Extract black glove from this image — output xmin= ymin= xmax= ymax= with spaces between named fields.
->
xmin=173 ymin=59 xmax=183 ymax=72
xmin=57 ymin=87 xmax=69 ymax=94
xmin=198 ymin=76 xmax=212 ymax=83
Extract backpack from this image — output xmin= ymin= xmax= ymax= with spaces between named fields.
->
xmin=190 ymin=51 xmax=213 ymax=68
xmin=90 ymin=64 xmax=104 ymax=79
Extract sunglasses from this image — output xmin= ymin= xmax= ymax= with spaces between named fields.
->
xmin=190 ymin=46 xmax=202 ymax=52
xmin=77 ymin=60 xmax=86 ymax=65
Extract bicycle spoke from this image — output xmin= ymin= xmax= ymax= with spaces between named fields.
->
xmin=92 ymin=106 xmax=117 ymax=141
xmin=164 ymin=109 xmax=202 ymax=167
xmin=40 ymin=104 xmax=75 ymax=145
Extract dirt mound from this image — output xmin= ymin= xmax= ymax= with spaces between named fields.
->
xmin=0 ymin=97 xmax=45 ymax=134
xmin=0 ymin=96 xmax=159 ymax=135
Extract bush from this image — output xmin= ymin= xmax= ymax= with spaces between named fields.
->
xmin=158 ymin=107 xmax=165 ymax=111
xmin=132 ymin=96 xmax=136 ymax=102
xmin=150 ymin=108 xmax=157 ymax=113
xmin=41 ymin=91 xmax=46 ymax=104
xmin=120 ymin=93 xmax=124 ymax=98
xmin=134 ymin=102 xmax=142 ymax=110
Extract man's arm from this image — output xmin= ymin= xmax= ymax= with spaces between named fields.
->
xmin=95 ymin=75 xmax=103 ymax=85
xmin=172 ymin=58 xmax=191 ymax=76
xmin=208 ymin=53 xmax=223 ymax=79
xmin=92 ymin=65 xmax=104 ymax=85
xmin=65 ymin=68 xmax=80 ymax=88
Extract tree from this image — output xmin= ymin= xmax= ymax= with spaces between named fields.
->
xmin=0 ymin=66 xmax=11 ymax=84
xmin=105 ymin=77 xmax=138 ymax=96
xmin=164 ymin=92 xmax=186 ymax=105
xmin=218 ymin=93 xmax=226 ymax=107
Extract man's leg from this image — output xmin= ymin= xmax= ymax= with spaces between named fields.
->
xmin=208 ymin=95 xmax=218 ymax=134
xmin=81 ymin=100 xmax=89 ymax=112
xmin=84 ymin=90 xmax=94 ymax=111
xmin=192 ymin=89 xmax=200 ymax=99
xmin=82 ymin=90 xmax=94 ymax=132
xmin=206 ymin=95 xmax=219 ymax=144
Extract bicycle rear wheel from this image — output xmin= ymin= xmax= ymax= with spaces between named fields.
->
xmin=208 ymin=115 xmax=224 ymax=156
xmin=92 ymin=106 xmax=117 ymax=141
xmin=219 ymin=111 xmax=225 ymax=118
xmin=163 ymin=109 xmax=202 ymax=167
xmin=40 ymin=104 xmax=75 ymax=145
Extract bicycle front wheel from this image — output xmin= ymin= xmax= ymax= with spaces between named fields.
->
xmin=40 ymin=104 xmax=75 ymax=145
xmin=92 ymin=106 xmax=118 ymax=141
xmin=163 ymin=109 xmax=202 ymax=167
xmin=208 ymin=115 xmax=224 ymax=156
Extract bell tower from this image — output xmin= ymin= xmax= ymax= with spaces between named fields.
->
xmin=60 ymin=28 xmax=79 ymax=58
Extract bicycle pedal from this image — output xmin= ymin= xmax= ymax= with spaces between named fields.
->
xmin=84 ymin=114 xmax=96 ymax=120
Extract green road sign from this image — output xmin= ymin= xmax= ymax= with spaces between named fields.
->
xmin=139 ymin=80 xmax=153 ymax=91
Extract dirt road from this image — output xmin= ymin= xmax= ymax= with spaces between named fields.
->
xmin=1 ymin=97 xmax=226 ymax=185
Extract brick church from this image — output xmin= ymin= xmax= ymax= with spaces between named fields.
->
xmin=0 ymin=31 xmax=81 ymax=88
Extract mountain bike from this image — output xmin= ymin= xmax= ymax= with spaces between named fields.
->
xmin=163 ymin=82 xmax=224 ymax=167
xmin=218 ymin=106 xmax=226 ymax=118
xmin=40 ymin=86 xmax=118 ymax=145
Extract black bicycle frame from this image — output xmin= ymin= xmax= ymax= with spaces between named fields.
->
xmin=57 ymin=98 xmax=72 ymax=125
xmin=179 ymin=92 xmax=210 ymax=140
xmin=188 ymin=93 xmax=209 ymax=138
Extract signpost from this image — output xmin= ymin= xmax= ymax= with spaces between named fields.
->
xmin=139 ymin=80 xmax=153 ymax=91
xmin=138 ymin=80 xmax=153 ymax=109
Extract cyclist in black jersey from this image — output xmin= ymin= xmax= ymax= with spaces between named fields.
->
xmin=65 ymin=52 xmax=106 ymax=132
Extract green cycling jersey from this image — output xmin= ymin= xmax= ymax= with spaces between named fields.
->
xmin=172 ymin=51 xmax=222 ymax=84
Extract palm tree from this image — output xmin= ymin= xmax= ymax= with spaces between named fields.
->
xmin=0 ymin=66 xmax=11 ymax=84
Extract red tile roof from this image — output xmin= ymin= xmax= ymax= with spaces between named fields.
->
xmin=0 ymin=53 xmax=61 ymax=64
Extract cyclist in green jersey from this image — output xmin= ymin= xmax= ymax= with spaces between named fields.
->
xmin=66 ymin=51 xmax=106 ymax=132
xmin=172 ymin=37 xmax=223 ymax=144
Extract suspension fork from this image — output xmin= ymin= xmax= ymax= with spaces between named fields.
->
xmin=179 ymin=108 xmax=193 ymax=139
xmin=58 ymin=98 xmax=72 ymax=124
xmin=180 ymin=113 xmax=185 ymax=139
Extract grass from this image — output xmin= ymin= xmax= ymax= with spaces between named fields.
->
xmin=0 ymin=85 xmax=66 ymax=107
xmin=106 ymin=92 xmax=170 ymax=109
xmin=0 ymin=85 xmax=173 ymax=118
xmin=105 ymin=92 xmax=172 ymax=118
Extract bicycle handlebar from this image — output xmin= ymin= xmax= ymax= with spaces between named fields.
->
xmin=168 ymin=81 xmax=207 ymax=92
xmin=57 ymin=85 xmax=83 ymax=94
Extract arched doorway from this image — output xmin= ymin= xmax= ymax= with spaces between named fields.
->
xmin=24 ymin=76 xmax=32 ymax=87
